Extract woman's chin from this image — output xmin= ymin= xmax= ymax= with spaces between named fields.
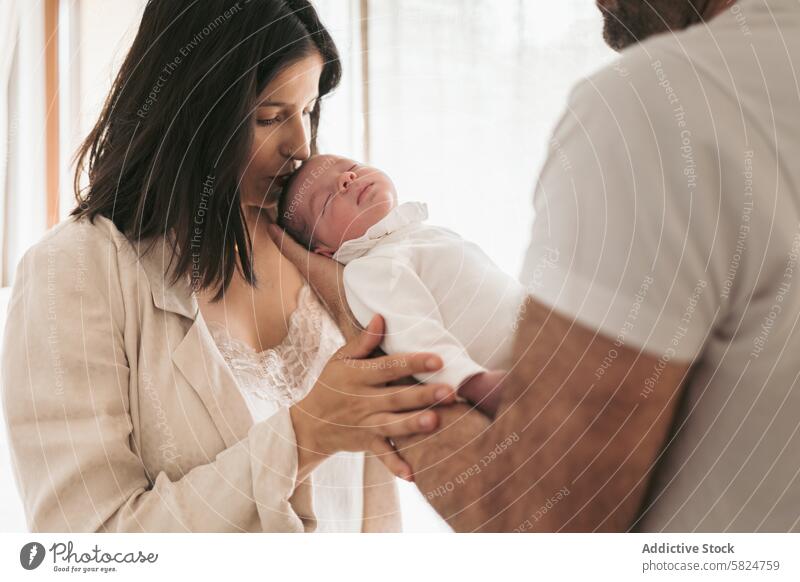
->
xmin=242 ymin=185 xmax=282 ymax=211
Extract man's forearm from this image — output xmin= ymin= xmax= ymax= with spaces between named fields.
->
xmin=393 ymin=404 xmax=494 ymax=529
xmin=397 ymin=297 xmax=687 ymax=532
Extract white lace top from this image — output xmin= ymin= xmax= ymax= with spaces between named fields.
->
xmin=205 ymin=284 xmax=365 ymax=532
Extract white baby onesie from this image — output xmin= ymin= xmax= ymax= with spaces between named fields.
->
xmin=333 ymin=202 xmax=527 ymax=388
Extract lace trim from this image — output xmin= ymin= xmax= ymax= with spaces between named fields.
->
xmin=206 ymin=284 xmax=341 ymax=408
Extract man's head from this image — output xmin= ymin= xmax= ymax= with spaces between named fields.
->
xmin=598 ymin=0 xmax=732 ymax=51
xmin=277 ymin=154 xmax=398 ymax=256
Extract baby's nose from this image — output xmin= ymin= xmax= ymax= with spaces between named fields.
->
xmin=338 ymin=171 xmax=357 ymax=191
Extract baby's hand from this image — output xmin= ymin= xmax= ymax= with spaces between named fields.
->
xmin=457 ymin=370 xmax=507 ymax=417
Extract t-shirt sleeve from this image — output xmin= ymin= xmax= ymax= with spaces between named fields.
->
xmin=520 ymin=65 xmax=722 ymax=363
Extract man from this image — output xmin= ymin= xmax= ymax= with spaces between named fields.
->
xmin=276 ymin=0 xmax=800 ymax=532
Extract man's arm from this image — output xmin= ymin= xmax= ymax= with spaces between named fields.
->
xmin=265 ymin=225 xmax=689 ymax=531
xmin=396 ymin=295 xmax=689 ymax=532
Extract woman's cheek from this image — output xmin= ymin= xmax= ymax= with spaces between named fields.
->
xmin=250 ymin=127 xmax=272 ymax=159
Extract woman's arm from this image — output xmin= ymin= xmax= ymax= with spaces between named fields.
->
xmin=268 ymin=225 xmax=358 ymax=341
xmin=1 ymin=236 xmax=313 ymax=532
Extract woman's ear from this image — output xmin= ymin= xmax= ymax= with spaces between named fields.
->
xmin=313 ymin=245 xmax=336 ymax=258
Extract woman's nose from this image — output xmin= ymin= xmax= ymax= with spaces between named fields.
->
xmin=337 ymin=171 xmax=357 ymax=192
xmin=278 ymin=115 xmax=312 ymax=161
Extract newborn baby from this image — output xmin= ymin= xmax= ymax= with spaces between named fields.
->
xmin=277 ymin=154 xmax=526 ymax=416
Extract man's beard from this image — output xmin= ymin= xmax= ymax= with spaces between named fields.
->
xmin=598 ymin=0 xmax=702 ymax=51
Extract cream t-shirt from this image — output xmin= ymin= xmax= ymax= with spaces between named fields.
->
xmin=521 ymin=0 xmax=800 ymax=531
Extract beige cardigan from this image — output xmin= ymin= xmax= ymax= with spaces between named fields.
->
xmin=1 ymin=215 xmax=398 ymax=532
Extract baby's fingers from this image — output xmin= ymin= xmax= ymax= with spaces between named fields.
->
xmin=370 ymin=438 xmax=413 ymax=481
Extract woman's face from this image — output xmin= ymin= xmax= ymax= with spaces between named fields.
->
xmin=240 ymin=52 xmax=324 ymax=212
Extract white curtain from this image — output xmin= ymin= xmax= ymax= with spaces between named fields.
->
xmin=0 ymin=0 xmax=22 ymax=534
xmin=1 ymin=0 xmax=19 ymax=286
xmin=4 ymin=1 xmax=47 ymax=287
xmin=361 ymin=0 xmax=614 ymax=278
xmin=314 ymin=0 xmax=367 ymax=158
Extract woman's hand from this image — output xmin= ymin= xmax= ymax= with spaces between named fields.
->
xmin=290 ymin=314 xmax=457 ymax=481
xmin=267 ymin=224 xmax=360 ymax=341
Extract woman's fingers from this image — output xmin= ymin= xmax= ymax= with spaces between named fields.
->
xmin=360 ymin=352 xmax=444 ymax=385
xmin=381 ymin=383 xmax=457 ymax=411
xmin=362 ymin=409 xmax=440 ymax=438
xmin=337 ymin=314 xmax=385 ymax=360
xmin=369 ymin=438 xmax=413 ymax=481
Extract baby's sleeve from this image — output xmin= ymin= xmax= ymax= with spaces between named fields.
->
xmin=343 ymin=255 xmax=486 ymax=388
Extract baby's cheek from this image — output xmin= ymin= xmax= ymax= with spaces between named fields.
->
xmin=317 ymin=212 xmax=345 ymax=246
xmin=338 ymin=217 xmax=363 ymax=243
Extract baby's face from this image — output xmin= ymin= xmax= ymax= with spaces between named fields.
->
xmin=285 ymin=155 xmax=397 ymax=255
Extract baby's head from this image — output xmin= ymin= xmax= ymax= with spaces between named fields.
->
xmin=277 ymin=155 xmax=398 ymax=256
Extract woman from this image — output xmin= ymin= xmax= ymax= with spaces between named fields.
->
xmin=0 ymin=0 xmax=455 ymax=532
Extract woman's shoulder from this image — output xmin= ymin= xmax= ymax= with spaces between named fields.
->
xmin=16 ymin=214 xmax=142 ymax=288
xmin=33 ymin=214 xmax=130 ymax=256
xmin=23 ymin=213 xmax=151 ymax=269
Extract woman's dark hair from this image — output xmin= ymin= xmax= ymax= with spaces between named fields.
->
xmin=71 ymin=0 xmax=341 ymax=300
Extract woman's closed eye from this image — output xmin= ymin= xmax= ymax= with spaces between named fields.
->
xmin=259 ymin=102 xmax=317 ymax=127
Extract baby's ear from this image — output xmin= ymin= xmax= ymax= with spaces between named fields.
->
xmin=313 ymin=245 xmax=336 ymax=258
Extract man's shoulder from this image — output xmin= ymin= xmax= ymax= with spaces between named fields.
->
xmin=577 ymin=37 xmax=694 ymax=101
xmin=580 ymin=3 xmax=777 ymax=103
xmin=557 ymin=26 xmax=729 ymax=152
